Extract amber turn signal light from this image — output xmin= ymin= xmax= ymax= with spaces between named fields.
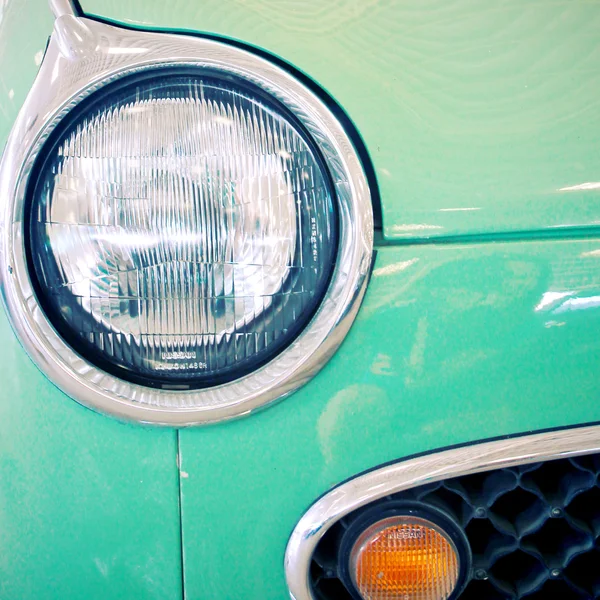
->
xmin=349 ymin=516 xmax=460 ymax=600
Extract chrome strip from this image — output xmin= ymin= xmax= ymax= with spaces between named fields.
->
xmin=0 ymin=14 xmax=373 ymax=425
xmin=285 ymin=425 xmax=600 ymax=600
xmin=48 ymin=0 xmax=78 ymax=18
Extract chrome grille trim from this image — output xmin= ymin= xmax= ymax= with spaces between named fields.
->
xmin=285 ymin=425 xmax=600 ymax=600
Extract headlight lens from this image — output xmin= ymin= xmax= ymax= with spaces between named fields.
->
xmin=28 ymin=71 xmax=337 ymax=387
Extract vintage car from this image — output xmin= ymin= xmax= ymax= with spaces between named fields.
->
xmin=1 ymin=0 xmax=599 ymax=598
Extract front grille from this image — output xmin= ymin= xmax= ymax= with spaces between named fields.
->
xmin=310 ymin=453 xmax=600 ymax=599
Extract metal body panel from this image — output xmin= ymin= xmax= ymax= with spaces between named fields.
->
xmin=83 ymin=0 xmax=600 ymax=240
xmin=179 ymin=239 xmax=600 ymax=599
xmin=2 ymin=3 xmax=600 ymax=599
xmin=0 ymin=3 xmax=183 ymax=597
xmin=0 ymin=0 xmax=52 ymax=143
xmin=0 ymin=310 xmax=183 ymax=600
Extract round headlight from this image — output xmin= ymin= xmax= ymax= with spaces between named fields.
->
xmin=28 ymin=70 xmax=337 ymax=388
xmin=0 ymin=18 xmax=373 ymax=424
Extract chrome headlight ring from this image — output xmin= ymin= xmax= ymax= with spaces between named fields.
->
xmin=0 ymin=9 xmax=373 ymax=425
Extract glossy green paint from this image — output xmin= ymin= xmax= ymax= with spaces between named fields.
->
xmin=179 ymin=239 xmax=600 ymax=599
xmin=0 ymin=4 xmax=183 ymax=597
xmin=0 ymin=315 xmax=183 ymax=600
xmin=0 ymin=0 xmax=51 ymax=145
xmin=84 ymin=0 xmax=600 ymax=240
xmin=3 ymin=3 xmax=600 ymax=599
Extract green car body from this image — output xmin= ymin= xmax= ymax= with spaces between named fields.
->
xmin=1 ymin=0 xmax=600 ymax=598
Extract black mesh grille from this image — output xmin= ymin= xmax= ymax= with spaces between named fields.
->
xmin=310 ymin=454 xmax=600 ymax=599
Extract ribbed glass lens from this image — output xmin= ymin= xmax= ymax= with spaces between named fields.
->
xmin=351 ymin=517 xmax=460 ymax=600
xmin=28 ymin=71 xmax=337 ymax=387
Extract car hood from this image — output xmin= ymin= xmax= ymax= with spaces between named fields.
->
xmin=82 ymin=0 xmax=600 ymax=241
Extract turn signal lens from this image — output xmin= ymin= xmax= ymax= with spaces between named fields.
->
xmin=350 ymin=516 xmax=460 ymax=600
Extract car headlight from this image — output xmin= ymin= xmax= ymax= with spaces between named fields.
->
xmin=29 ymin=69 xmax=337 ymax=388
xmin=0 ymin=12 xmax=373 ymax=424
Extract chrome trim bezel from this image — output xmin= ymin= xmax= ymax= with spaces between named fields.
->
xmin=0 ymin=15 xmax=373 ymax=425
xmin=284 ymin=425 xmax=600 ymax=600
xmin=48 ymin=0 xmax=78 ymax=18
